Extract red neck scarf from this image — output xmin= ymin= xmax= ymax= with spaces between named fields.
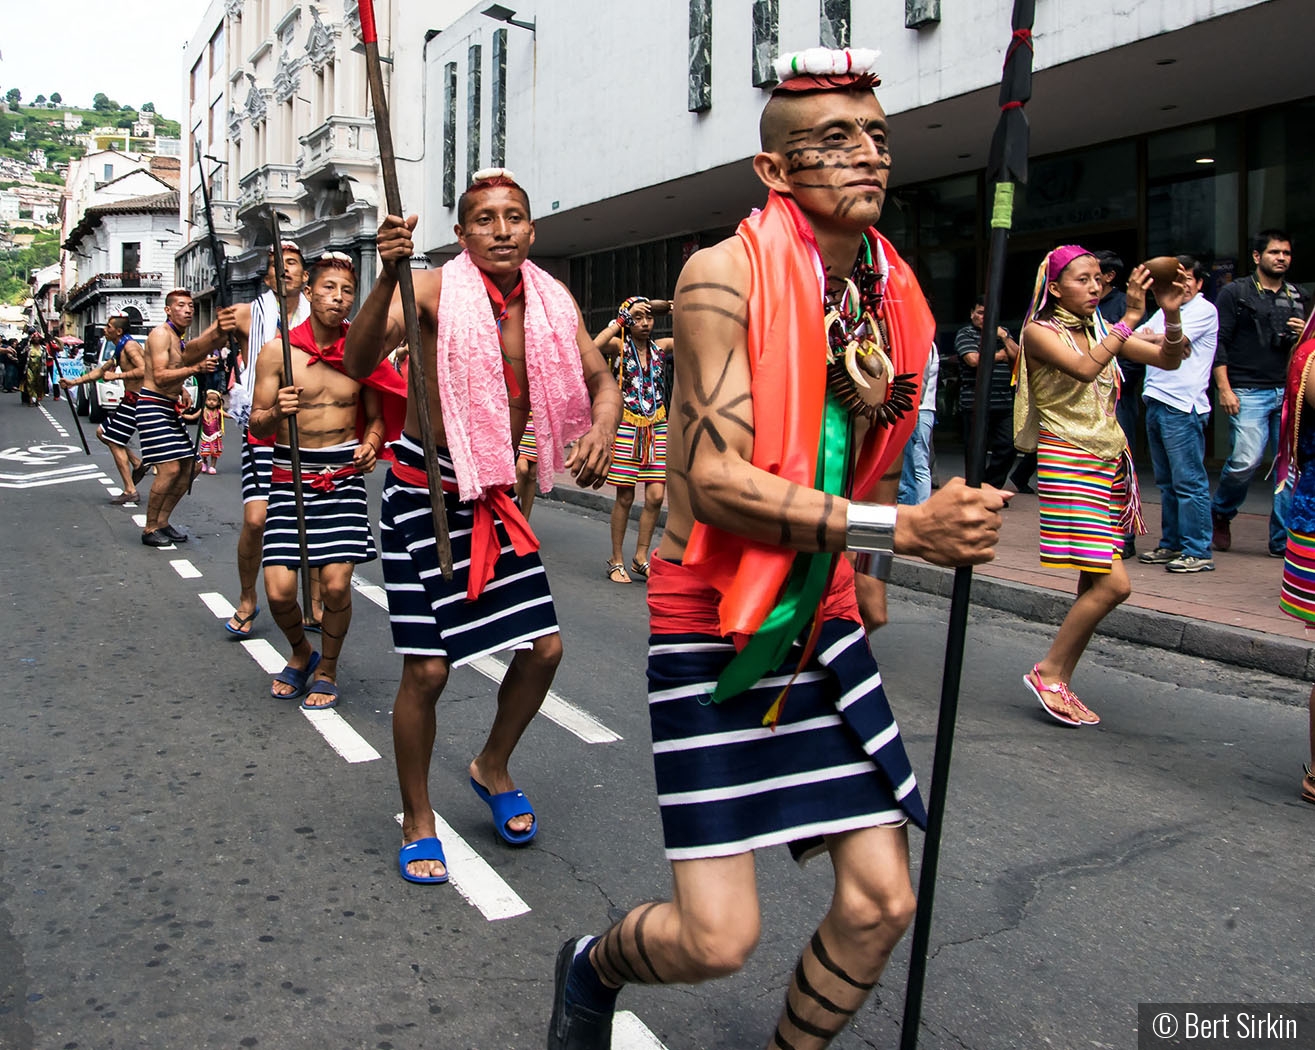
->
xmin=479 ymin=269 xmax=526 ymax=400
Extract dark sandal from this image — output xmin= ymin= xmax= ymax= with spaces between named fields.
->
xmin=630 ymin=558 xmax=651 ymax=580
xmin=606 ymin=561 xmax=632 ymax=584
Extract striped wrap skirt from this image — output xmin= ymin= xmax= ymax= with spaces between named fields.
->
xmin=1036 ymin=428 xmax=1142 ymax=573
xmin=649 ymin=620 xmax=927 ymax=864
xmin=136 ymin=389 xmax=193 ymax=465
xmin=262 ymin=442 xmax=376 ymax=568
xmin=516 ymin=417 xmax=538 ymax=464
xmin=241 ymin=436 xmax=273 ymax=504
xmin=379 ymin=433 xmax=559 ymax=665
xmin=605 ymin=419 xmax=667 ymax=487
xmin=99 ymin=391 xmax=139 ymax=448
xmin=1280 ymin=528 xmax=1315 ymax=627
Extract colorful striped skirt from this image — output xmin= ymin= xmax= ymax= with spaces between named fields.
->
xmin=605 ymin=419 xmax=667 ymax=487
xmin=1280 ymin=528 xmax=1315 ymax=627
xmin=516 ymin=417 xmax=537 ymax=463
xmin=1036 ymin=428 xmax=1142 ymax=573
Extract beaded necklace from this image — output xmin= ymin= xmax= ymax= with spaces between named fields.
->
xmin=823 ymin=235 xmax=918 ymax=425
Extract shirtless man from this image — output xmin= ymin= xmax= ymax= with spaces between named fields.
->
xmin=342 ymin=170 xmax=621 ymax=884
xmin=137 ymin=290 xmax=224 ymax=547
xmin=547 ymin=49 xmax=1005 ymax=1050
xmin=216 ymin=245 xmax=311 ymax=637
xmin=61 ymin=314 xmax=147 ymax=503
xmin=249 ymin=254 xmax=397 ymax=710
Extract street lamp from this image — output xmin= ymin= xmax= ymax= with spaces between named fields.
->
xmin=481 ymin=4 xmax=535 ymax=32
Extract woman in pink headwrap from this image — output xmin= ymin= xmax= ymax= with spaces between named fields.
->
xmin=1014 ymin=246 xmax=1192 ymax=727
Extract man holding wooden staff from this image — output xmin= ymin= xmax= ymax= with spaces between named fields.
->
xmin=343 ymin=169 xmax=621 ymax=884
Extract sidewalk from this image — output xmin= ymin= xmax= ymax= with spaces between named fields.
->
xmin=541 ymin=448 xmax=1313 ymax=681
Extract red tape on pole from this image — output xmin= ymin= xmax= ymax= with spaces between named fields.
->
xmin=358 ymin=0 xmax=378 ymax=45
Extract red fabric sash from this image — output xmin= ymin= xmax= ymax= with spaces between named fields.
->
xmin=121 ymin=389 xmax=139 ymax=405
xmin=270 ymin=463 xmax=360 ymax=492
xmin=288 ymin=318 xmax=409 ymax=461
xmin=1277 ymin=338 xmax=1315 ymax=490
xmin=390 ymin=460 xmax=539 ymax=601
xmin=682 ymin=191 xmax=935 ymax=636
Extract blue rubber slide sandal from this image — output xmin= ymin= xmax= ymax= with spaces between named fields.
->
xmin=300 ymin=679 xmax=339 ymax=711
xmin=398 ymin=837 xmax=449 ymax=884
xmin=269 ymin=651 xmax=321 ymax=699
xmin=470 ymin=777 xmax=538 ymax=846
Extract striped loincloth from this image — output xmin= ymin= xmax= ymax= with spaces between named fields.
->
xmin=262 ymin=442 xmax=376 ymax=568
xmin=1281 ymin=528 xmax=1315 ymax=627
xmin=1036 ymin=428 xmax=1141 ymax=573
xmin=99 ymin=390 xmax=139 ymax=448
xmin=136 ymin=389 xmax=193 ymax=465
xmin=605 ymin=419 xmax=667 ymax=487
xmin=241 ymin=436 xmax=273 ymax=504
xmin=649 ymin=619 xmax=926 ymax=864
xmin=380 ymin=433 xmax=558 ymax=664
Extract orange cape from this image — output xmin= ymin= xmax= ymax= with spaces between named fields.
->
xmin=682 ymin=191 xmax=934 ymax=637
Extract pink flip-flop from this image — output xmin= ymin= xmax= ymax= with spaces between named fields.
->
xmin=1023 ymin=665 xmax=1081 ymax=727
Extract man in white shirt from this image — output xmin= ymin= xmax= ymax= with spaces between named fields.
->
xmin=897 ymin=344 xmax=939 ymax=505
xmin=1136 ymin=255 xmax=1219 ymax=573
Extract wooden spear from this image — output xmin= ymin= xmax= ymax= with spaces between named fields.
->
xmin=358 ymin=0 xmax=453 ymax=578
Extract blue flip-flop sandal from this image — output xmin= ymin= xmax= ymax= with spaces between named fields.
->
xmin=300 ymin=678 xmax=339 ymax=711
xmin=398 ymin=837 xmax=449 ymax=884
xmin=225 ymin=606 xmax=260 ymax=637
xmin=270 ymin=651 xmax=322 ymax=699
xmin=470 ymin=777 xmax=537 ymax=846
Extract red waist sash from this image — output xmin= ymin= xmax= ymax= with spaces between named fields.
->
xmin=270 ymin=463 xmax=361 ymax=492
xmin=390 ymin=461 xmax=539 ymax=601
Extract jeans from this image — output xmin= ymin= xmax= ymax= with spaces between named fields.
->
xmin=1145 ymin=399 xmax=1212 ymax=558
xmin=899 ymin=409 xmax=935 ymax=505
xmin=1211 ymin=386 xmax=1287 ymax=551
xmin=1116 ymin=365 xmax=1145 ymax=456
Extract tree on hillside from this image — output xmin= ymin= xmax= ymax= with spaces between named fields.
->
xmin=93 ymin=93 xmax=117 ymax=112
xmin=5 ymin=88 xmax=20 ymax=107
xmin=141 ymin=102 xmax=155 ymax=113
xmin=34 ymin=94 xmax=46 ymax=107
xmin=50 ymin=92 xmax=62 ymax=106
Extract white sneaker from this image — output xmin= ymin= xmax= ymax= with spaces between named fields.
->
xmin=1165 ymin=555 xmax=1215 ymax=573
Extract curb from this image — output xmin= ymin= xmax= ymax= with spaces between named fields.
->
xmin=541 ymin=484 xmax=1314 ymax=683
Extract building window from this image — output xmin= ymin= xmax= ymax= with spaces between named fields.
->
xmin=191 ymin=59 xmax=203 ymax=104
xmin=443 ymin=61 xmax=457 ymax=208
xmin=1148 ymin=119 xmax=1241 ymax=269
xmin=466 ymin=44 xmax=483 ymax=186
xmin=1247 ymin=99 xmax=1315 ymax=279
xmin=210 ymin=24 xmax=225 ymax=78
xmin=122 ymin=242 xmax=141 ymax=273
xmin=751 ymin=0 xmax=778 ymax=88
xmin=688 ymin=0 xmax=712 ymax=113
xmin=491 ymin=29 xmax=508 ymax=168
xmin=103 ymin=163 xmax=113 ymax=181
xmin=820 ymin=0 xmax=850 ymax=49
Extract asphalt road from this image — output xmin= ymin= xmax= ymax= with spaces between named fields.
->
xmin=1 ymin=401 xmax=1311 ymax=1050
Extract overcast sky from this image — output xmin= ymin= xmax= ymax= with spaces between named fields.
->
xmin=0 ymin=1 xmax=210 ymax=120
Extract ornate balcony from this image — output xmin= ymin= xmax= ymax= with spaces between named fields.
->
xmin=297 ymin=115 xmax=378 ymax=186
xmin=64 ymin=272 xmax=166 ymax=313
xmin=191 ymin=195 xmax=240 ymax=236
xmin=237 ymin=163 xmax=302 ymax=217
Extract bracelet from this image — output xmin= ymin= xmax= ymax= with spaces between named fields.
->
xmin=853 ymin=551 xmax=894 ymax=581
xmin=1109 ymin=321 xmax=1134 ymax=341
xmin=845 ymin=502 xmax=897 ymax=554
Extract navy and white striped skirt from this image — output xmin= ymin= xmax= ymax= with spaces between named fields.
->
xmin=99 ymin=392 xmax=138 ymax=448
xmin=261 ymin=442 xmax=376 ymax=568
xmin=241 ymin=437 xmax=273 ymax=505
xmin=136 ymin=389 xmax=193 ymax=465
xmin=649 ymin=619 xmax=927 ymax=863
xmin=380 ymin=433 xmax=558 ymax=665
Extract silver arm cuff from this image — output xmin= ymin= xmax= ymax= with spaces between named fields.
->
xmin=853 ymin=551 xmax=894 ymax=581
xmin=845 ymin=501 xmax=898 ymax=554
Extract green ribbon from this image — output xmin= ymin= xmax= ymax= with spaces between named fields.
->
xmin=711 ymin=391 xmax=852 ymax=703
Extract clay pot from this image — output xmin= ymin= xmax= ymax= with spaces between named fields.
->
xmin=1143 ymin=256 xmax=1183 ymax=297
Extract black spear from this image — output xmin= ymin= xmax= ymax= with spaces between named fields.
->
xmin=900 ymin=4 xmax=1035 ymax=1047
xmin=31 ymin=299 xmax=91 ymax=454
xmin=358 ymin=0 xmax=454 ymax=579
xmin=267 ymin=208 xmax=315 ymax=622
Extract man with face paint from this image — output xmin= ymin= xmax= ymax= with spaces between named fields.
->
xmin=546 ymin=48 xmax=1007 ymax=1050
xmin=343 ymin=169 xmax=621 ymax=885
xmin=594 ymin=296 xmax=674 ymax=583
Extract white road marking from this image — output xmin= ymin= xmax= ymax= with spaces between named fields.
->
xmin=351 ymin=577 xmax=389 ymax=609
xmin=0 ymin=465 xmax=98 ymax=481
xmin=0 ymin=470 xmax=106 ymax=489
xmin=394 ymin=811 xmax=530 ymax=921
xmin=170 ymin=559 xmax=202 ymax=579
xmin=106 ymin=486 xmax=122 ymax=496
xmin=100 ymin=477 xmax=115 ymax=486
xmin=613 ymin=1012 xmax=669 ymax=1049
xmin=132 ymin=514 xmax=147 ymax=527
xmin=469 ymin=655 xmax=622 ymax=745
xmin=300 ymin=707 xmax=381 ymax=763
xmin=198 ymin=592 xmax=237 ymax=618
xmin=241 ymin=638 xmax=287 ymax=674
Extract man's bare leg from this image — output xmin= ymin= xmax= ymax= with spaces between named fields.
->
xmin=395 ymin=654 xmax=452 ymax=879
xmin=304 ymin=562 xmax=353 ymax=708
xmin=155 ymin=460 xmax=193 ymax=531
xmin=264 ymin=564 xmax=315 ymax=696
xmin=633 ymin=481 xmax=665 ymax=568
xmin=766 ymin=826 xmax=914 ymax=1050
xmin=144 ymin=461 xmax=181 ymax=533
xmin=227 ymin=500 xmax=267 ymax=633
xmin=99 ymin=429 xmax=139 ymax=497
xmin=468 ymin=631 xmax=562 ymax=835
xmin=609 ymin=485 xmax=636 ymax=573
